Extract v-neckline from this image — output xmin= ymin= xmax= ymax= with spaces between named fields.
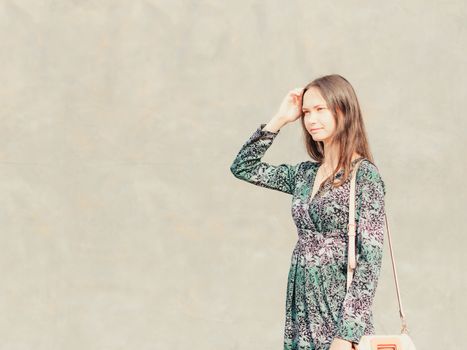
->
xmin=308 ymin=157 xmax=364 ymax=204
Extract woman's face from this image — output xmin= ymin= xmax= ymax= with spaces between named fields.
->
xmin=302 ymin=87 xmax=336 ymax=143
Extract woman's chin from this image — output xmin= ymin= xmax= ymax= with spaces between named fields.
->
xmin=310 ymin=134 xmax=324 ymax=141
xmin=309 ymin=131 xmax=331 ymax=142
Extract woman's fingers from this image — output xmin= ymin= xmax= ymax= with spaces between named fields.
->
xmin=292 ymin=87 xmax=304 ymax=97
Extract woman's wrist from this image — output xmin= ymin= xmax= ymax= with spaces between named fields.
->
xmin=262 ymin=116 xmax=288 ymax=133
xmin=330 ymin=337 xmax=353 ymax=350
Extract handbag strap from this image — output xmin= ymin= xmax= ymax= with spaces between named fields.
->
xmin=346 ymin=159 xmax=410 ymax=335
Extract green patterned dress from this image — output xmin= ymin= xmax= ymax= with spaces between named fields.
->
xmin=230 ymin=124 xmax=386 ymax=350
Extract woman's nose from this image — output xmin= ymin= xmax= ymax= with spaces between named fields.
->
xmin=305 ymin=112 xmax=317 ymax=123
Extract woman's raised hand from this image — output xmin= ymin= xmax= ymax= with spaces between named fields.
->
xmin=274 ymin=87 xmax=305 ymax=124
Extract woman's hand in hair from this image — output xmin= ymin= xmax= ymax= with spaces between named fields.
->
xmin=274 ymin=87 xmax=305 ymax=124
xmin=262 ymin=87 xmax=305 ymax=133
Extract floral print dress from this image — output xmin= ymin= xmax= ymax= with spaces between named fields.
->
xmin=230 ymin=124 xmax=386 ymax=350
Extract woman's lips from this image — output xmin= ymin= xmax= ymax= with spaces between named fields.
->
xmin=310 ymin=128 xmax=322 ymax=132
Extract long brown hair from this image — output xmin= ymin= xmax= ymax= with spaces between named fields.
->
xmin=300 ymin=74 xmax=375 ymax=189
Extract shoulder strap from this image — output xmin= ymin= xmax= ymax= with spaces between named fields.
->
xmin=346 ymin=159 xmax=410 ymax=334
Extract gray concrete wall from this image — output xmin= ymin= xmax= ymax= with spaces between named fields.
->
xmin=0 ymin=0 xmax=464 ymax=349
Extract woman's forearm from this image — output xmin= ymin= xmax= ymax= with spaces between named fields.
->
xmin=262 ymin=115 xmax=288 ymax=133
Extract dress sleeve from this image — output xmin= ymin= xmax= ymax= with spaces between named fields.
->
xmin=229 ymin=123 xmax=301 ymax=195
xmin=335 ymin=162 xmax=387 ymax=345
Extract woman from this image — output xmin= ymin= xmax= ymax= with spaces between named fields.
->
xmin=229 ymin=74 xmax=386 ymax=350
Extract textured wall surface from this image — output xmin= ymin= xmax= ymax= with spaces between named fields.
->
xmin=0 ymin=1 xmax=465 ymax=349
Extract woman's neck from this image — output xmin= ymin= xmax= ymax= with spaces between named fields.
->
xmin=322 ymin=141 xmax=360 ymax=174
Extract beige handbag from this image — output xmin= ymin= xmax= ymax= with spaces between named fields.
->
xmin=346 ymin=159 xmax=416 ymax=350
